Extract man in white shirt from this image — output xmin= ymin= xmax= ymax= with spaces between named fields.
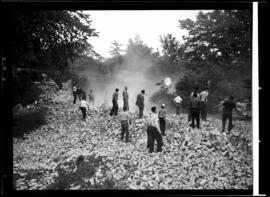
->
xmin=79 ymin=95 xmax=90 ymax=120
xmin=174 ymin=94 xmax=182 ymax=115
xmin=200 ymin=89 xmax=209 ymax=121
xmin=146 ymin=106 xmax=163 ymax=153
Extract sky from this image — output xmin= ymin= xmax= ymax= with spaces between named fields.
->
xmin=86 ymin=10 xmax=212 ymax=58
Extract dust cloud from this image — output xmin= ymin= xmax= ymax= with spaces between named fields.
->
xmin=77 ymin=50 xmax=180 ymax=114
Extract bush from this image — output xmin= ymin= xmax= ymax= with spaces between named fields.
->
xmin=13 ymin=110 xmax=46 ymax=138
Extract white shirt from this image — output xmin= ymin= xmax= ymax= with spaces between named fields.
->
xmin=119 ymin=111 xmax=130 ymax=121
xmin=147 ymin=112 xmax=161 ymax=132
xmin=174 ymin=96 xmax=182 ymax=104
xmin=200 ymin=90 xmax=209 ymax=102
xmin=80 ymin=100 xmax=90 ymax=109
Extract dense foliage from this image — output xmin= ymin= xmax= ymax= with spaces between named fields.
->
xmin=10 ymin=10 xmax=98 ymax=106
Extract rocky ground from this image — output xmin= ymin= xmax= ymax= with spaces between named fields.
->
xmin=13 ymin=83 xmax=252 ymax=190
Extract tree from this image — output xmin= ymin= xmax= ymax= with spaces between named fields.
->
xmin=179 ymin=10 xmax=252 ymax=69
xmin=160 ymin=34 xmax=180 ymax=63
xmin=9 ymin=10 xmax=98 ymax=71
xmin=109 ymin=41 xmax=124 ymax=57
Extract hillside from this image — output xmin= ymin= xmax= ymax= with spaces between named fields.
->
xmin=13 ymin=85 xmax=252 ymax=190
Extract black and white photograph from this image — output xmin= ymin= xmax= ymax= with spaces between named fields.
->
xmin=2 ymin=2 xmax=265 ymax=194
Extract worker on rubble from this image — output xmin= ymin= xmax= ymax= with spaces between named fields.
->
xmin=147 ymin=106 xmax=163 ymax=153
xmin=188 ymin=87 xmax=200 ymax=123
xmin=215 ymin=96 xmax=237 ymax=133
xmin=158 ymin=104 xmax=166 ymax=136
xmin=79 ymin=94 xmax=90 ymax=120
xmin=110 ymin=88 xmax=119 ymax=116
xmin=77 ymin=87 xmax=85 ymax=101
xmin=136 ymin=90 xmax=145 ymax=118
xmin=123 ymin=86 xmax=129 ymax=111
xmin=189 ymin=89 xmax=201 ymax=129
xmin=73 ymin=86 xmax=77 ymax=104
xmin=119 ymin=108 xmax=132 ymax=142
xmin=173 ymin=93 xmax=182 ymax=115
xmin=88 ymin=89 xmax=95 ymax=107
xmin=200 ymin=87 xmax=209 ymax=121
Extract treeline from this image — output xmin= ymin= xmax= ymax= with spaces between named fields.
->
xmin=10 ymin=10 xmax=252 ymax=113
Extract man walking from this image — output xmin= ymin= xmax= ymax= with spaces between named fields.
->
xmin=200 ymin=88 xmax=209 ymax=121
xmin=215 ymin=96 xmax=236 ymax=133
xmin=158 ymin=104 xmax=166 ymax=136
xmin=88 ymin=89 xmax=95 ymax=107
xmin=122 ymin=86 xmax=129 ymax=111
xmin=136 ymin=90 xmax=145 ymax=118
xmin=147 ymin=106 xmax=163 ymax=153
xmin=110 ymin=88 xmax=119 ymax=116
xmin=173 ymin=94 xmax=182 ymax=115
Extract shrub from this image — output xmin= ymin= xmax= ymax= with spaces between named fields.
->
xmin=13 ymin=110 xmax=46 ymax=138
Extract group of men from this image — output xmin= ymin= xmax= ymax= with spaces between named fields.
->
xmin=73 ymin=84 xmax=238 ymax=154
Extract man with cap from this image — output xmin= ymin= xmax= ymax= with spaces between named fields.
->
xmin=158 ymin=104 xmax=167 ymax=136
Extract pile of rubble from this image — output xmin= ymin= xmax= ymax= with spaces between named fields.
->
xmin=13 ymin=87 xmax=252 ymax=190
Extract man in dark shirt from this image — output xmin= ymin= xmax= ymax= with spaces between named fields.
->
xmin=189 ymin=92 xmax=200 ymax=129
xmin=216 ymin=96 xmax=236 ymax=132
xmin=136 ymin=90 xmax=145 ymax=118
xmin=110 ymin=88 xmax=119 ymax=116
xmin=123 ymin=86 xmax=129 ymax=111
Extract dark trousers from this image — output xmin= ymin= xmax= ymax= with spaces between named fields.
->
xmin=80 ymin=107 xmax=86 ymax=119
xmin=138 ymin=106 xmax=144 ymax=118
xmin=176 ymin=104 xmax=180 ymax=115
xmin=110 ymin=100 xmax=118 ymax=116
xmin=123 ymin=100 xmax=129 ymax=111
xmin=146 ymin=127 xmax=151 ymax=149
xmin=222 ymin=110 xmax=233 ymax=131
xmin=121 ymin=120 xmax=129 ymax=142
xmin=190 ymin=108 xmax=200 ymax=128
xmin=159 ymin=118 xmax=166 ymax=136
xmin=78 ymin=93 xmax=82 ymax=101
xmin=73 ymin=92 xmax=77 ymax=104
xmin=200 ymin=102 xmax=207 ymax=120
xmin=148 ymin=126 xmax=163 ymax=153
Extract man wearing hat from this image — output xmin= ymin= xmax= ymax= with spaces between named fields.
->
xmin=158 ymin=104 xmax=167 ymax=136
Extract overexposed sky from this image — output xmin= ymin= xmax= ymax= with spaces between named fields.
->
xmin=86 ymin=10 xmax=212 ymax=58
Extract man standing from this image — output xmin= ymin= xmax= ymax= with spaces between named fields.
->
xmin=158 ymin=104 xmax=166 ymax=136
xmin=88 ymin=89 xmax=95 ymax=107
xmin=147 ymin=106 xmax=163 ymax=153
xmin=190 ymin=92 xmax=200 ymax=129
xmin=215 ymin=96 xmax=236 ymax=133
xmin=110 ymin=88 xmax=119 ymax=116
xmin=119 ymin=109 xmax=132 ymax=142
xmin=173 ymin=94 xmax=182 ymax=115
xmin=136 ymin=90 xmax=145 ymax=118
xmin=122 ymin=86 xmax=129 ymax=111
xmin=200 ymin=88 xmax=209 ymax=121
xmin=73 ymin=86 xmax=77 ymax=104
